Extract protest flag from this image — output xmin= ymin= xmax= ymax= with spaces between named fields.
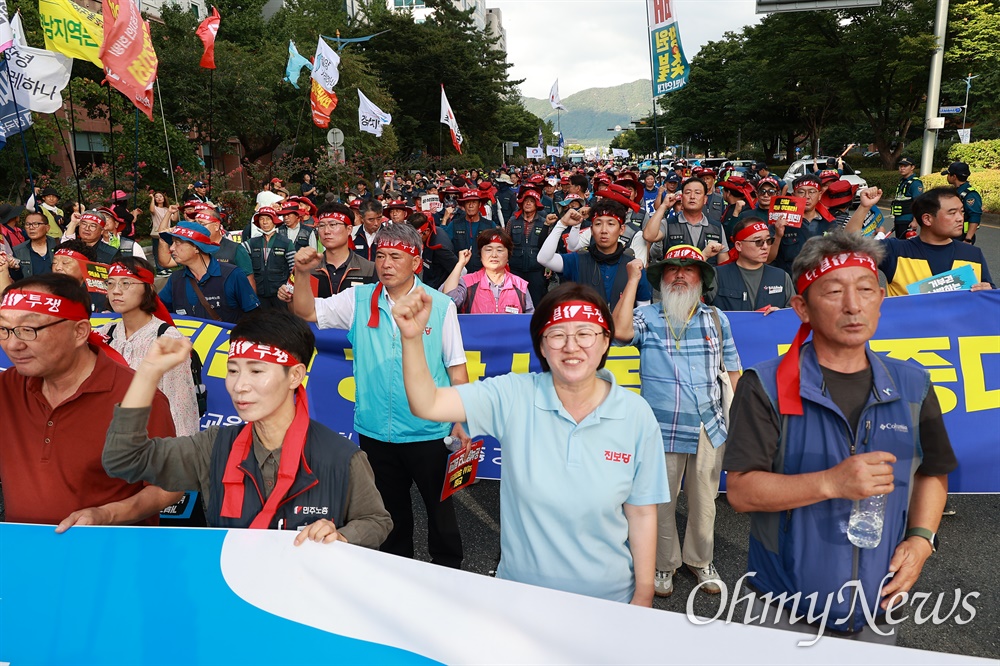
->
xmin=98 ymin=0 xmax=156 ymax=119
xmin=284 ymin=40 xmax=312 ymax=88
xmin=38 ymin=0 xmax=104 ymax=67
xmin=548 ymin=79 xmax=566 ymax=111
xmin=195 ymin=6 xmax=219 ymax=69
xmin=357 ymin=89 xmax=391 ymax=137
xmin=439 ymin=84 xmax=462 ymax=154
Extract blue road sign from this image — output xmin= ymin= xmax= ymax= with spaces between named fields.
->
xmin=939 ymin=106 xmax=964 ymax=115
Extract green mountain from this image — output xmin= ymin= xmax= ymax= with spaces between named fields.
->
xmin=522 ymin=79 xmax=653 ymax=147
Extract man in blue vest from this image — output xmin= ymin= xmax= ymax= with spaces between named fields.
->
xmin=290 ymin=223 xmax=470 ymax=569
xmin=160 ymin=221 xmax=260 ymax=323
xmin=243 ymin=207 xmax=295 ymax=310
xmin=444 ymin=190 xmax=495 ymax=273
xmin=724 ymin=230 xmax=956 ymax=644
xmin=708 ymin=217 xmax=792 ymax=312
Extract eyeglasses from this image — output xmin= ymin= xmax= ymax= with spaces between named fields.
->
xmin=79 ymin=222 xmax=102 ymax=230
xmin=0 ymin=319 xmax=70 ymax=341
xmin=543 ymin=328 xmax=606 ymax=350
xmin=106 ymin=279 xmax=143 ymax=291
xmin=24 ymin=221 xmax=48 ymax=228
xmin=738 ymin=237 xmax=775 ymax=248
xmin=316 ymin=222 xmax=350 ymax=230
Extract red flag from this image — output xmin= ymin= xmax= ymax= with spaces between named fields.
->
xmin=99 ymin=0 xmax=157 ymax=120
xmin=196 ymin=7 xmax=220 ymax=69
xmin=310 ymin=79 xmax=337 ymax=128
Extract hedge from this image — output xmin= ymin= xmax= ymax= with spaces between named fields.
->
xmin=866 ymin=168 xmax=1000 ymax=213
xmin=948 ymin=140 xmax=1000 ymax=169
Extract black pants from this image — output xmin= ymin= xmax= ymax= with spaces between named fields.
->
xmin=359 ymin=434 xmax=463 ymax=569
xmin=513 ymin=268 xmax=548 ymax=307
xmin=893 ymin=221 xmax=912 ymax=239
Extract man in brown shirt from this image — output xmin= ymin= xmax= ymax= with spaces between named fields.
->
xmin=0 ymin=273 xmax=179 ymax=529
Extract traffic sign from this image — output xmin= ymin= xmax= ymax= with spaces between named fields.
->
xmin=326 ymin=128 xmax=344 ymax=147
xmin=939 ymin=106 xmax=964 ymax=115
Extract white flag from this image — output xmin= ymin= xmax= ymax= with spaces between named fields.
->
xmin=546 ymin=145 xmax=564 ymax=157
xmin=358 ymin=89 xmax=391 ymax=137
xmin=4 ymin=13 xmax=72 ymax=114
xmin=958 ymin=128 xmax=971 ymax=144
xmin=311 ymin=37 xmax=340 ymax=92
xmin=612 ymin=148 xmax=630 ymax=158
xmin=526 ymin=146 xmax=544 ymax=159
xmin=549 ymin=79 xmax=566 ymax=111
xmin=439 ymin=84 xmax=463 ymax=154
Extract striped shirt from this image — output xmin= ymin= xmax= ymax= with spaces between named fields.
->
xmin=628 ymin=302 xmax=741 ymax=454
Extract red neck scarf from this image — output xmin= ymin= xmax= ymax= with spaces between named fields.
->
xmin=219 ymin=340 xmax=309 ymax=528
xmin=776 ymin=252 xmax=879 ymax=415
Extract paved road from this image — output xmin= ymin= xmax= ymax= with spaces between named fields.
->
xmin=420 ymin=481 xmax=999 ymax=661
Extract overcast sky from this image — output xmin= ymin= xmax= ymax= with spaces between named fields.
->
xmin=490 ymin=0 xmax=761 ymax=100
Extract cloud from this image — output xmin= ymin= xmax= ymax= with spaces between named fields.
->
xmin=490 ymin=0 xmax=761 ymax=99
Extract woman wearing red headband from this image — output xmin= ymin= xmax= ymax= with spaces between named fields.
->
xmin=392 ymin=282 xmax=669 ymax=605
xmin=98 ymin=257 xmax=200 ymax=436
xmin=441 ymin=228 xmax=532 ymax=314
xmin=104 ymin=309 xmax=392 ymax=544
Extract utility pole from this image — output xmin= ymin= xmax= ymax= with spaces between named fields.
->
xmin=920 ymin=0 xmax=949 ymax=176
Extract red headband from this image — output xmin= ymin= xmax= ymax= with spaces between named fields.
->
xmin=167 ymin=226 xmax=217 ymax=246
xmin=194 ymin=212 xmax=220 ymax=225
xmin=777 ymin=252 xmax=879 ymax=416
xmin=541 ymin=300 xmax=609 ymax=334
xmin=108 ymin=262 xmax=154 ymax=284
xmin=228 ymin=339 xmax=302 ymax=367
xmin=376 ymin=239 xmax=421 ymax=259
xmin=79 ymin=212 xmax=105 ymax=228
xmin=317 ymin=211 xmax=354 ymax=226
xmin=0 ymin=289 xmax=89 ymax=321
xmin=484 ymin=234 xmax=505 ymax=245
xmin=735 ymin=222 xmax=771 ymax=243
xmin=55 ymin=248 xmax=91 ymax=263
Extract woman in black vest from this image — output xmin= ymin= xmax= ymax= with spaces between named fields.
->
xmin=103 ymin=309 xmax=392 ymax=545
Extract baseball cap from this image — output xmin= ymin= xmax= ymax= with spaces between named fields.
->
xmin=940 ymin=161 xmax=971 ymax=179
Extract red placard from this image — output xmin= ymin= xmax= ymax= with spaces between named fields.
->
xmin=769 ymin=196 xmax=806 ymax=229
xmin=441 ymin=440 xmax=484 ymax=501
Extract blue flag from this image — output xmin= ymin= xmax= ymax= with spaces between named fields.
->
xmin=0 ymin=57 xmax=32 ymax=146
xmin=284 ymin=40 xmax=313 ymax=89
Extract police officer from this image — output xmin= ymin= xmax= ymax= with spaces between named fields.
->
xmin=891 ymin=156 xmax=924 ymax=239
xmin=942 ymin=161 xmax=983 ymax=244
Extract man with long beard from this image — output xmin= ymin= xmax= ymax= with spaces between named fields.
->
xmin=612 ymin=245 xmax=742 ymax=598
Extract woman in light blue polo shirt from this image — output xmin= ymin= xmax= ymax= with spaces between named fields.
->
xmin=392 ymin=282 xmax=670 ymax=605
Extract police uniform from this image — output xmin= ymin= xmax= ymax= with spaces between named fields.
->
xmin=891 ymin=174 xmax=924 ymax=238
xmin=956 ymin=181 xmax=983 ymax=244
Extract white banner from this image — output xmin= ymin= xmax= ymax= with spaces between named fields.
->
xmin=546 ymin=145 xmax=564 ymax=157
xmin=357 ymin=89 xmax=391 ymax=137
xmin=958 ymin=129 xmax=971 ymax=144
xmin=310 ymin=36 xmax=340 ymax=92
xmin=526 ymin=146 xmax=544 ymax=159
xmin=612 ymin=148 xmax=629 ymax=158
xmin=5 ymin=13 xmax=72 ymax=114
xmin=548 ymin=79 xmax=566 ymax=111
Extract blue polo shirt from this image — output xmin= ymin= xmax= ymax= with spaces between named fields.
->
xmin=456 ymin=370 xmax=670 ymax=603
xmin=159 ymin=256 xmax=260 ymax=319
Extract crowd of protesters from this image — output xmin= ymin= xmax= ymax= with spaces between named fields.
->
xmin=0 ymin=154 xmax=993 ymax=643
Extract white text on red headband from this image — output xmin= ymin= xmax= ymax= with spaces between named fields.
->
xmin=228 ymin=340 xmax=301 ymax=367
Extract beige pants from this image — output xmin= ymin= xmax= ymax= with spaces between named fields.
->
xmin=657 ymin=427 xmax=724 ymax=572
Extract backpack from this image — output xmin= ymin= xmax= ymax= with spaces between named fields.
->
xmin=108 ymin=322 xmax=208 ymax=417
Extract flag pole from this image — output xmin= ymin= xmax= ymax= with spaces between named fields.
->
xmin=106 ymin=83 xmax=119 ymax=196
xmin=132 ymin=108 xmax=139 ymax=208
xmin=643 ymin=7 xmax=660 ymax=161
xmin=65 ymin=79 xmax=86 ymax=208
xmin=2 ymin=55 xmax=35 ymax=203
xmin=208 ymin=67 xmax=213 ymax=193
xmin=52 ymin=110 xmax=83 ymax=207
xmin=155 ymin=78 xmax=179 ymax=203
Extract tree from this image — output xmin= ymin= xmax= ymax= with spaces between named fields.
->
xmin=943 ymin=0 xmax=1000 ymax=139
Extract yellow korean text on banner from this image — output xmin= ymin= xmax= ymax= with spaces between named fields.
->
xmin=38 ymin=0 xmax=103 ymax=67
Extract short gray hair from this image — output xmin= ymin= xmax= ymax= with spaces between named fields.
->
xmin=373 ymin=221 xmax=423 ymax=254
xmin=791 ymin=229 xmax=885 ymax=294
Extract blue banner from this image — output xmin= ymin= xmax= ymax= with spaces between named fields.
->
xmin=3 ymin=291 xmax=996 ymax=491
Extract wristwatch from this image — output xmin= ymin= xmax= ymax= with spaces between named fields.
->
xmin=905 ymin=527 xmax=938 ymax=553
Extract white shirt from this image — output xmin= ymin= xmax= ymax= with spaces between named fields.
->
xmin=315 ymin=278 xmax=466 ymax=368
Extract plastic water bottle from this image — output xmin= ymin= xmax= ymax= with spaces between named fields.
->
xmin=443 ymin=436 xmax=461 ymax=453
xmin=848 ymin=494 xmax=886 ymax=548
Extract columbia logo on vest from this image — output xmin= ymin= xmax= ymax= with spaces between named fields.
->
xmin=879 ymin=423 xmax=909 ymax=433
